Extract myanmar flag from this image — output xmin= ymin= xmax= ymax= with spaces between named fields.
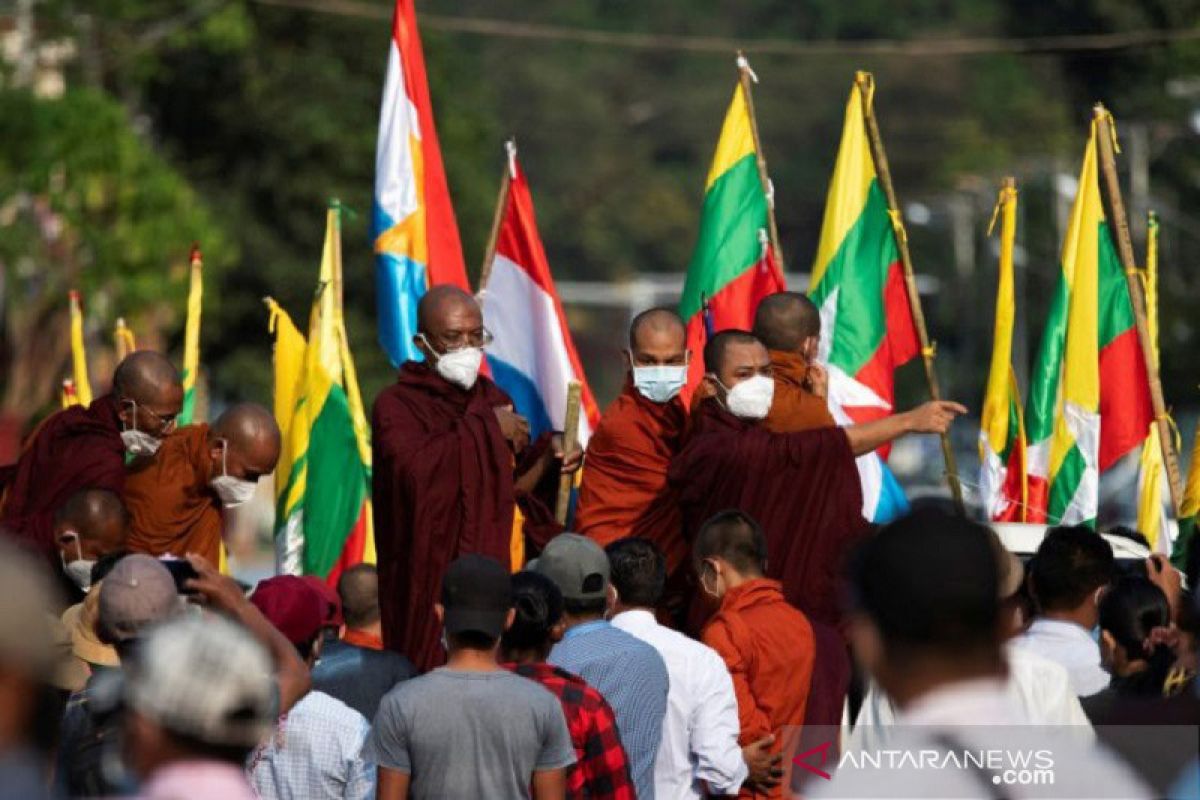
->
xmin=679 ymin=78 xmax=785 ymax=398
xmin=271 ymin=208 xmax=375 ymax=583
xmin=1025 ymin=121 xmax=1153 ymax=526
xmin=979 ymin=182 xmax=1027 ymax=522
xmin=178 ymin=246 xmax=203 ymax=426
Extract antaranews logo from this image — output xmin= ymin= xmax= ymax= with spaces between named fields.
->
xmin=793 ymin=744 xmax=1055 ymax=786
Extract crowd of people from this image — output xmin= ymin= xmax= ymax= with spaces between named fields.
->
xmin=0 ymin=286 xmax=1197 ymax=798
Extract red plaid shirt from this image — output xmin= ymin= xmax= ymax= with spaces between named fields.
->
xmin=504 ymin=662 xmax=636 ymax=800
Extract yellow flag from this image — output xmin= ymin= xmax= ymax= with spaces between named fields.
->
xmin=1136 ymin=212 xmax=1170 ymax=551
xmin=114 ymin=318 xmax=137 ymax=362
xmin=68 ymin=291 xmax=92 ymax=407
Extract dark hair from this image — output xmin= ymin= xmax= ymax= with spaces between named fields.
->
xmin=1029 ymin=525 xmax=1115 ymax=613
xmin=1105 ymin=526 xmax=1151 ymax=550
xmin=447 ymin=630 xmax=499 ymax=651
xmin=607 ymin=538 xmax=667 ymax=608
xmin=1098 ymin=576 xmax=1173 ymax=697
xmin=165 ymin=728 xmax=255 ymax=766
xmin=702 ymin=330 xmax=760 ymax=375
xmin=293 ymin=635 xmax=319 ymax=661
xmin=693 ymin=509 xmax=767 ymax=576
xmin=562 ymin=596 xmax=607 ymax=617
xmin=337 ymin=564 xmax=380 ymax=629
xmin=501 ymin=572 xmax=564 ymax=651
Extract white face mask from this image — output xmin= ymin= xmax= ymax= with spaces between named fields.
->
xmin=210 ymin=439 xmax=258 ymax=508
xmin=719 ymin=374 xmax=774 ymax=420
xmin=120 ymin=400 xmax=162 ymax=457
xmin=420 ymin=334 xmax=483 ymax=390
xmin=630 ymin=352 xmax=688 ymax=404
xmin=59 ymin=532 xmax=95 ymax=593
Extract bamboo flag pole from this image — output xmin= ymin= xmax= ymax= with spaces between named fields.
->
xmin=1093 ymin=104 xmax=1184 ymax=516
xmin=736 ymin=52 xmax=785 ymax=269
xmin=477 ymin=139 xmax=518 ymax=294
xmin=555 ymin=381 xmax=583 ymax=525
xmin=854 ymin=71 xmax=965 ymax=511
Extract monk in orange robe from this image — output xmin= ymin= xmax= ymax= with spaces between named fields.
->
xmin=1 ymin=351 xmax=181 ymax=565
xmin=576 ymin=308 xmax=690 ymax=575
xmin=124 ymin=402 xmax=280 ymax=565
xmin=372 ymin=286 xmax=574 ymax=671
xmin=752 ymin=292 xmax=835 ymax=433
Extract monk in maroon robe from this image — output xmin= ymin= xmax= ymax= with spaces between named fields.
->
xmin=669 ymin=330 xmax=963 ymax=628
xmin=1 ymin=351 xmax=182 ymax=564
xmin=372 ymin=286 xmax=574 ymax=671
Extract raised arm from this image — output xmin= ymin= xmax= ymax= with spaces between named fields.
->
xmin=843 ymin=401 xmax=967 ymax=457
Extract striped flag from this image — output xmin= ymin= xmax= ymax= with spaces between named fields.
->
xmin=979 ymin=182 xmax=1028 ymax=521
xmin=480 ymin=146 xmax=600 ymax=445
xmin=1025 ymin=121 xmax=1153 ymax=525
xmin=272 ymin=208 xmax=375 ymax=583
xmin=68 ymin=291 xmax=92 ymax=407
xmin=678 ymin=66 xmax=786 ymax=401
xmin=178 ymin=246 xmax=203 ymax=426
xmin=1136 ymin=212 xmax=1172 ymax=552
xmin=808 ymin=74 xmax=914 ymax=523
xmin=373 ymin=0 xmax=469 ymax=368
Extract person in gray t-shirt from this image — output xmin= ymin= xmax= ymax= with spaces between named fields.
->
xmin=366 ymin=555 xmax=574 ymax=800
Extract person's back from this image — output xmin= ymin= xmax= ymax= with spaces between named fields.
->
xmin=312 ymin=639 xmax=416 ymax=722
xmin=249 ymin=690 xmax=373 ymax=800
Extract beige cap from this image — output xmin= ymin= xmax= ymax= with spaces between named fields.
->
xmin=61 ymin=587 xmax=120 ymax=668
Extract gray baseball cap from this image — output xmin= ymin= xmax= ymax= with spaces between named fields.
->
xmin=99 ymin=555 xmax=182 ymax=642
xmin=534 ymin=533 xmax=610 ymax=602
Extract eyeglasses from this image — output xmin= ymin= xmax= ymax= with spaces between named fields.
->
xmin=124 ymin=399 xmax=177 ymax=434
xmin=430 ymin=327 xmax=494 ymax=352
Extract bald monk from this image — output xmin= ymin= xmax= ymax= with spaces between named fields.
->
xmin=668 ymin=330 xmax=964 ymax=627
xmin=52 ymin=488 xmax=130 ymax=607
xmin=372 ymin=285 xmax=576 ymax=670
xmin=576 ymin=307 xmax=690 ymax=575
xmin=123 ymin=402 xmax=281 ymax=565
xmin=0 ymin=351 xmax=182 ymax=562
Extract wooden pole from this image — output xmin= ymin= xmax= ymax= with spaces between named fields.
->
xmin=736 ymin=52 xmax=785 ymax=269
xmin=854 ymin=71 xmax=965 ymax=512
xmin=555 ymin=381 xmax=583 ymax=525
xmin=1093 ymin=105 xmax=1184 ymax=516
xmin=477 ymin=139 xmax=516 ymax=294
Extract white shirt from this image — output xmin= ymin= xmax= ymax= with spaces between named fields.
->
xmin=850 ymin=643 xmax=1094 ymax=752
xmin=1013 ymin=618 xmax=1110 ymax=697
xmin=813 ymin=679 xmax=1150 ymax=799
xmin=611 ymin=609 xmax=748 ymax=799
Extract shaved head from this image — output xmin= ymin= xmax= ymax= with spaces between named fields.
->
xmin=417 ymin=285 xmax=480 ymax=335
xmin=54 ymin=488 xmax=129 ymax=558
xmin=337 ymin=564 xmax=381 ymax=629
xmin=210 ymin=402 xmax=281 ymax=480
xmin=629 ymin=308 xmax=685 ymax=350
xmin=703 ymin=330 xmax=762 ymax=375
xmin=753 ymin=292 xmax=821 ymax=353
xmin=113 ymin=351 xmax=182 ymax=407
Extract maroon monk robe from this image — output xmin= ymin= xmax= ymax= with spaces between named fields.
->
xmin=668 ymin=399 xmax=869 ymax=629
xmin=372 ymin=362 xmax=556 ymax=671
xmin=0 ymin=395 xmax=126 ymax=563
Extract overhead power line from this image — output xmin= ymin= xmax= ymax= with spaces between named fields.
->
xmin=253 ymin=0 xmax=1200 ymax=58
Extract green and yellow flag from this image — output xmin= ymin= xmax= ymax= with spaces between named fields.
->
xmin=178 ymin=247 xmax=203 ymax=426
xmin=271 ymin=206 xmax=374 ymax=583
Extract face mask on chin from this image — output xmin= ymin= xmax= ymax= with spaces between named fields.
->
xmin=717 ymin=374 xmax=774 ymax=420
xmin=209 ymin=439 xmax=258 ymax=508
xmin=419 ymin=333 xmax=483 ymax=390
xmin=120 ymin=400 xmax=162 ymax=457
xmin=59 ymin=532 xmax=96 ymax=593
xmin=630 ymin=353 xmax=688 ymax=404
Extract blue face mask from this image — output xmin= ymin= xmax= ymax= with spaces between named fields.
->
xmin=630 ymin=354 xmax=688 ymax=404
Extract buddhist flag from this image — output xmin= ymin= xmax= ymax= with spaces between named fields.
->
xmin=272 ymin=208 xmax=375 ymax=583
xmin=979 ymin=182 xmax=1028 ymax=521
xmin=808 ymin=74 xmax=916 ymax=523
xmin=68 ymin=291 xmax=93 ymax=407
xmin=1137 ymin=212 xmax=1172 ymax=552
xmin=678 ymin=68 xmax=786 ymax=400
xmin=481 ymin=145 xmax=600 ymax=445
xmin=178 ymin=246 xmax=203 ymax=426
xmin=1025 ymin=121 xmax=1153 ymax=525
xmin=373 ymin=0 xmax=469 ymax=368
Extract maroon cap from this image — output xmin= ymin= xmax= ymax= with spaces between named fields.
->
xmin=250 ymin=576 xmax=326 ymax=646
xmin=301 ymin=575 xmax=344 ymax=628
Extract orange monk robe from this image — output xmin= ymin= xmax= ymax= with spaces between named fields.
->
xmin=123 ymin=424 xmax=224 ymax=565
xmin=762 ymin=349 xmax=835 ymax=434
xmin=702 ymin=578 xmax=815 ymax=800
xmin=575 ymin=381 xmax=689 ymax=574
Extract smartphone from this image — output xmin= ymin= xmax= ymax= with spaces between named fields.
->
xmin=160 ymin=558 xmax=199 ymax=594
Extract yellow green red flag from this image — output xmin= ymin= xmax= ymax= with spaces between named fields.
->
xmin=178 ymin=247 xmax=203 ymax=426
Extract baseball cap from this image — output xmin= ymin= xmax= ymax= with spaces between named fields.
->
xmin=125 ymin=615 xmax=275 ymax=748
xmin=301 ymin=575 xmax=344 ymax=628
xmin=534 ymin=533 xmax=610 ymax=602
xmin=0 ymin=538 xmax=63 ymax=678
xmin=251 ymin=575 xmax=326 ymax=646
xmin=440 ymin=555 xmax=512 ymax=638
xmin=61 ymin=587 xmax=120 ymax=668
xmin=98 ymin=555 xmax=182 ymax=642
